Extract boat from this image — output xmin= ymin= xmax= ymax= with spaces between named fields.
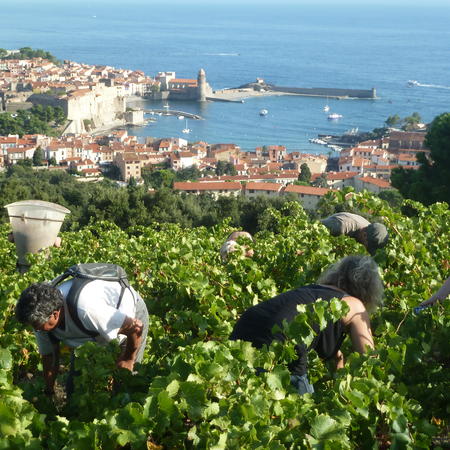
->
xmin=309 ymin=138 xmax=327 ymax=145
xmin=178 ymin=115 xmax=184 ymax=120
xmin=182 ymin=119 xmax=191 ymax=134
xmin=407 ymin=80 xmax=419 ymax=87
xmin=323 ymin=105 xmax=330 ymax=112
xmin=259 ymin=109 xmax=268 ymax=116
xmin=328 ymin=113 xmax=343 ymax=120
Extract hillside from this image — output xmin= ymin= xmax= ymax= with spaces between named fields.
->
xmin=0 ymin=190 xmax=449 ymax=448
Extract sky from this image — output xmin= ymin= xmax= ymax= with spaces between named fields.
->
xmin=5 ymin=0 xmax=450 ymax=4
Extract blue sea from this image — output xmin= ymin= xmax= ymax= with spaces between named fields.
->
xmin=1 ymin=0 xmax=450 ymax=152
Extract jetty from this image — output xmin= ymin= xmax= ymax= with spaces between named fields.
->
xmin=209 ymin=79 xmax=377 ymax=102
xmin=143 ymin=109 xmax=203 ymax=120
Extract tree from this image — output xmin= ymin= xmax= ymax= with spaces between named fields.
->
xmin=402 ymin=112 xmax=422 ymax=131
xmin=49 ymin=156 xmax=57 ymax=166
xmin=312 ymin=173 xmax=328 ymax=188
xmin=216 ymin=161 xmax=236 ymax=176
xmin=143 ymin=169 xmax=176 ymax=189
xmin=298 ymin=163 xmax=311 ymax=183
xmin=33 ymin=146 xmax=44 ymax=166
xmin=385 ymin=114 xmax=401 ymax=127
xmin=175 ymin=166 xmax=201 ymax=181
xmin=391 ymin=113 xmax=450 ymax=205
xmin=378 ymin=189 xmax=403 ymax=209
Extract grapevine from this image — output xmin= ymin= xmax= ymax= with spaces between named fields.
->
xmin=0 ymin=190 xmax=449 ymax=448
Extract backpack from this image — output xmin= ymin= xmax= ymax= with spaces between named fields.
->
xmin=50 ymin=263 xmax=131 ymax=338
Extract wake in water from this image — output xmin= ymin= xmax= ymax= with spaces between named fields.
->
xmin=203 ymin=53 xmax=240 ymax=56
xmin=409 ymin=80 xmax=450 ymax=90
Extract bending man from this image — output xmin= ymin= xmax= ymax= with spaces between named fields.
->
xmin=321 ymin=212 xmax=389 ymax=255
xmin=15 ymin=271 xmax=149 ymax=397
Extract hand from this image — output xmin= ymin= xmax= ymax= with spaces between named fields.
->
xmin=116 ymin=359 xmax=134 ymax=371
xmin=417 ymin=296 xmax=439 ymax=308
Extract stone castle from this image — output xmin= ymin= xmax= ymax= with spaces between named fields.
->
xmin=152 ymin=68 xmax=212 ymax=102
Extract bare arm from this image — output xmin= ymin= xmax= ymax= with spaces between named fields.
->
xmin=335 ymin=349 xmax=345 ymax=370
xmin=42 ymin=344 xmax=60 ymax=394
xmin=341 ymin=296 xmax=374 ymax=354
xmin=116 ymin=316 xmax=143 ymax=371
xmin=419 ymin=276 xmax=450 ymax=307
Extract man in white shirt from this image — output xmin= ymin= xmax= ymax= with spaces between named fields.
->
xmin=15 ymin=277 xmax=148 ymax=397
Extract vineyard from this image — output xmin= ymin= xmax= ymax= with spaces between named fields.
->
xmin=0 ymin=190 xmax=449 ymax=449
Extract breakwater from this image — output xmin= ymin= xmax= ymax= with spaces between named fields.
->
xmin=237 ymin=81 xmax=377 ymax=99
xmin=268 ymin=85 xmax=377 ymax=99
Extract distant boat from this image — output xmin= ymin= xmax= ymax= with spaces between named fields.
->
xmin=259 ymin=109 xmax=268 ymax=116
xmin=182 ymin=119 xmax=191 ymax=134
xmin=178 ymin=115 xmax=184 ymax=120
xmin=407 ymin=80 xmax=419 ymax=87
xmin=328 ymin=113 xmax=343 ymax=120
xmin=323 ymin=105 xmax=330 ymax=112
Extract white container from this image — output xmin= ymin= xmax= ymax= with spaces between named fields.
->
xmin=5 ymin=200 xmax=70 ymax=268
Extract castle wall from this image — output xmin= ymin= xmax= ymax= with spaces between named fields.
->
xmin=66 ymin=85 xmax=125 ymax=133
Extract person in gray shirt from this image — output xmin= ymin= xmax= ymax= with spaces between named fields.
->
xmin=321 ymin=212 xmax=389 ymax=255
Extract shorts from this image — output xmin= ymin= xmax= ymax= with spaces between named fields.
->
xmin=291 ymin=374 xmax=314 ymax=395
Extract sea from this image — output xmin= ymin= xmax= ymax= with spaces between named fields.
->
xmin=2 ymin=0 xmax=450 ymax=153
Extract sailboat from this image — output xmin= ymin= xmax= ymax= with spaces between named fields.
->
xmin=323 ymin=97 xmax=330 ymax=112
xmin=182 ymin=119 xmax=191 ymax=134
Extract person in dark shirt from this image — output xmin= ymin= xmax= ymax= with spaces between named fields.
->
xmin=230 ymin=255 xmax=383 ymax=394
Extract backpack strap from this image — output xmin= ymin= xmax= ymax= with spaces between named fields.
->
xmin=65 ymin=277 xmax=99 ymax=338
xmin=117 ymin=277 xmax=131 ymax=309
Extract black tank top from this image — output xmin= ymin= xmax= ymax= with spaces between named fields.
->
xmin=230 ymin=284 xmax=347 ymax=376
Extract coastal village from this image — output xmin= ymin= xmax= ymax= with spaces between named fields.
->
xmin=0 ymin=55 xmax=428 ymax=210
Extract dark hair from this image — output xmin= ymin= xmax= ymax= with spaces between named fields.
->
xmin=15 ymin=283 xmax=63 ymax=326
xmin=366 ymin=223 xmax=389 ymax=255
xmin=317 ymin=255 xmax=383 ymax=313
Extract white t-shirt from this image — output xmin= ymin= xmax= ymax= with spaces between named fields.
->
xmin=35 ymin=279 xmax=138 ymax=355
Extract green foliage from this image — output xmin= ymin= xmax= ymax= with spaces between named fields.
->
xmin=0 ymin=191 xmax=449 ymax=448
xmin=32 ymin=147 xmax=44 ymax=166
xmin=216 ymin=160 xmax=237 ymax=176
xmin=0 ymin=47 xmax=59 ymax=64
xmin=0 ymin=168 xmax=308 ymax=233
xmin=378 ymin=189 xmax=403 ymax=210
xmin=402 ymin=112 xmax=422 ymax=131
xmin=391 ymin=112 xmax=450 ymax=205
xmin=312 ymin=173 xmax=328 ymax=188
xmin=385 ymin=114 xmax=401 ymax=127
xmin=0 ymin=105 xmax=66 ymax=137
xmin=298 ymin=163 xmax=311 ymax=183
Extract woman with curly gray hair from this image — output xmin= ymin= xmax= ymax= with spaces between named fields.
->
xmin=230 ymin=255 xmax=383 ymax=394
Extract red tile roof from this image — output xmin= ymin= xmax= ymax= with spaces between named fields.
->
xmin=174 ymin=181 xmax=242 ymax=191
xmin=246 ymin=182 xmax=282 ymax=191
xmin=284 ymin=185 xmax=331 ymax=196
xmin=358 ymin=177 xmax=392 ymax=188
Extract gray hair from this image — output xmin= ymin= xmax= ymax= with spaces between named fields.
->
xmin=15 ymin=283 xmax=64 ymax=326
xmin=227 ymin=231 xmax=253 ymax=242
xmin=317 ymin=255 xmax=383 ymax=313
